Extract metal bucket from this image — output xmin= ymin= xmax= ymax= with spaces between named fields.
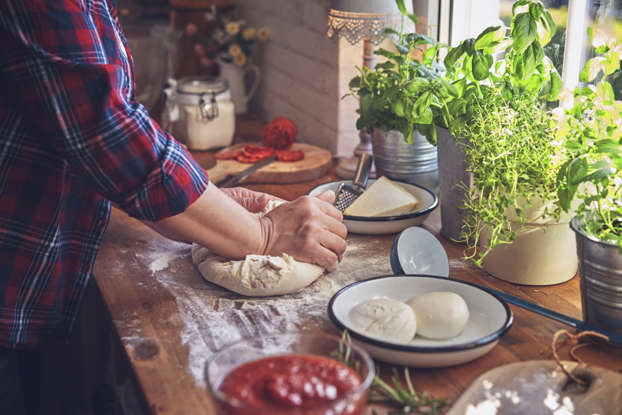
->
xmin=571 ymin=217 xmax=622 ymax=337
xmin=371 ymin=128 xmax=438 ymax=191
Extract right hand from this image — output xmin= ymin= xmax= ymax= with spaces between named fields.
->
xmin=259 ymin=190 xmax=347 ymax=271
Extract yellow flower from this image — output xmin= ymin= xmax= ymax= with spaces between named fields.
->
xmin=234 ymin=52 xmax=247 ymax=67
xmin=242 ymin=27 xmax=256 ymax=41
xmin=228 ymin=44 xmax=242 ymax=56
xmin=225 ymin=22 xmax=240 ymax=35
xmin=257 ymin=27 xmax=270 ymax=41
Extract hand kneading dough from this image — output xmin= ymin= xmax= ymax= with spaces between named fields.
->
xmin=191 ymin=200 xmax=324 ymax=296
xmin=406 ymin=291 xmax=469 ymax=339
xmin=348 ymin=297 xmax=417 ymax=344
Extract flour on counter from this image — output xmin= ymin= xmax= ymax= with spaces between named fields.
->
xmin=141 ymin=234 xmax=391 ymax=387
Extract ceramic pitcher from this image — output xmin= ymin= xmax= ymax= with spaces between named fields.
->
xmin=218 ymin=61 xmax=260 ymax=115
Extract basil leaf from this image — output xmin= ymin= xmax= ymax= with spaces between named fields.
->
xmin=511 ymin=13 xmax=537 ymax=54
xmin=474 ymin=26 xmax=505 ymax=50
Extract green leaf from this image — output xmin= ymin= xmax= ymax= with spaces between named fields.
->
xmin=584 ymin=160 xmax=615 ymax=182
xmin=512 ymin=0 xmax=529 ymax=15
xmin=349 ymin=76 xmax=360 ymax=89
xmin=547 ymin=71 xmax=562 ymax=101
xmin=568 ymin=157 xmax=588 ymax=185
xmin=444 ymin=43 xmax=465 ymax=68
xmin=474 ymin=26 xmax=505 ymax=50
xmin=472 ymin=52 xmax=492 ymax=80
xmin=512 ymin=13 xmax=537 ymax=54
xmin=392 ymin=99 xmax=405 ymax=117
xmin=395 ymin=0 xmax=407 ymax=14
xmin=375 ymin=48 xmax=398 ymax=60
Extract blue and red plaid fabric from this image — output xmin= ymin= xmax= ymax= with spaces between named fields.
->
xmin=0 ymin=0 xmax=209 ymax=348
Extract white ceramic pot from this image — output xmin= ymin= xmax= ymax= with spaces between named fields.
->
xmin=481 ymin=198 xmax=578 ymax=286
xmin=218 ymin=61 xmax=260 ymax=115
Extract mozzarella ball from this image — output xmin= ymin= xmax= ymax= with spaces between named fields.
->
xmin=406 ymin=292 xmax=469 ymax=339
xmin=348 ymin=297 xmax=417 ymax=344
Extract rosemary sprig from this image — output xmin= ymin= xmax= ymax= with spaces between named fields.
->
xmin=333 ymin=331 xmax=449 ymax=415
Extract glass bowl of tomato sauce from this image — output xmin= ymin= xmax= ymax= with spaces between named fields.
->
xmin=205 ymin=331 xmax=375 ymax=415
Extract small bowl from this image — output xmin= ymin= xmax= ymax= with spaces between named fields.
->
xmin=205 ymin=332 xmax=375 ymax=415
xmin=328 ymin=275 xmax=513 ymax=367
xmin=308 ymin=179 xmax=438 ymax=235
xmin=390 ymin=227 xmax=449 ymax=277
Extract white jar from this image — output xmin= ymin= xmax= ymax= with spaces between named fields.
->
xmin=164 ymin=77 xmax=235 ymax=150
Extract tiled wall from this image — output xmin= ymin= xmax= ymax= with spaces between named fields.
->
xmin=236 ymin=0 xmax=360 ymax=156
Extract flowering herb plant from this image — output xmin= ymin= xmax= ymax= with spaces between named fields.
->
xmin=185 ymin=5 xmax=269 ymax=68
xmin=555 ymin=28 xmax=622 ymax=248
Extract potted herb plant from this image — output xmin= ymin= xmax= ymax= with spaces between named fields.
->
xmin=348 ymin=0 xmax=454 ymax=190
xmin=555 ymin=29 xmax=622 ymax=333
xmin=437 ymin=0 xmax=578 ymax=285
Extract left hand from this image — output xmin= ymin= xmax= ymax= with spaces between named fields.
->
xmin=220 ymin=187 xmax=284 ymax=213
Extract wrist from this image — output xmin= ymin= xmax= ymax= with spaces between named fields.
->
xmin=257 ymin=215 xmax=274 ymax=256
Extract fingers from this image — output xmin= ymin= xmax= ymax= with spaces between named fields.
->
xmin=315 ymin=190 xmax=336 ymax=204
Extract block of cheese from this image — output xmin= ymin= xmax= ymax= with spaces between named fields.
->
xmin=344 ymin=176 xmax=419 ymax=217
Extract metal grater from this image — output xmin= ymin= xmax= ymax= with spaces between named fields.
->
xmin=334 ymin=153 xmax=373 ymax=212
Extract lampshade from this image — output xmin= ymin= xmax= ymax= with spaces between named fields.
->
xmin=327 ymin=0 xmax=414 ymax=45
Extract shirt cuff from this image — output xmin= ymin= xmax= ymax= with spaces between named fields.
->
xmin=122 ymin=135 xmax=209 ymax=221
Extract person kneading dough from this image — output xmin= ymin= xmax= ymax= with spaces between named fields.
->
xmin=191 ymin=201 xmax=324 ymax=296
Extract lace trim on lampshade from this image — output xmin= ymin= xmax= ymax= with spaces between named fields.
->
xmin=327 ymin=9 xmax=404 ymax=45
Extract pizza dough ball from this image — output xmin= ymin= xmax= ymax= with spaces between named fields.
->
xmin=191 ymin=200 xmax=324 ymax=296
xmin=406 ymin=292 xmax=469 ymax=339
xmin=348 ymin=297 xmax=417 ymax=344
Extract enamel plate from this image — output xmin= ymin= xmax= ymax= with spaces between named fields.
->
xmin=328 ymin=275 xmax=513 ymax=367
xmin=308 ymin=179 xmax=438 ymax=235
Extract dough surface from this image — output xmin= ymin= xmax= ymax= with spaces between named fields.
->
xmin=191 ymin=200 xmax=324 ymax=296
xmin=348 ymin=297 xmax=417 ymax=344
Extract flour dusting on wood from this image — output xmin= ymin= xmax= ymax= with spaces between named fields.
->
xmin=139 ymin=234 xmax=392 ymax=387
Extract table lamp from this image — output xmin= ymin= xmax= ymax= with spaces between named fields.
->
xmin=327 ymin=0 xmax=413 ymax=179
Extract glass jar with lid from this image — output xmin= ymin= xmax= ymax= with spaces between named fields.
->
xmin=163 ymin=77 xmax=235 ymax=150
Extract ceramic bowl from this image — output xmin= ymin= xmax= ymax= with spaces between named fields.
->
xmin=328 ymin=275 xmax=513 ymax=367
xmin=205 ymin=332 xmax=375 ymax=414
xmin=390 ymin=227 xmax=449 ymax=277
xmin=308 ymin=179 xmax=438 ymax=235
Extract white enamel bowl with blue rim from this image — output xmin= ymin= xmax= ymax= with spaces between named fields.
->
xmin=308 ymin=179 xmax=438 ymax=235
xmin=390 ymin=226 xmax=450 ymax=277
xmin=328 ymin=275 xmax=513 ymax=367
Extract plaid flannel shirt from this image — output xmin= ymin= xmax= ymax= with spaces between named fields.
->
xmin=0 ymin=0 xmax=209 ymax=348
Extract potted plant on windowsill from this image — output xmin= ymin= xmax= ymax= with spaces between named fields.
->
xmin=347 ymin=0 xmax=454 ymax=190
xmin=555 ymin=29 xmax=622 ymax=333
xmin=436 ymin=0 xmax=578 ymax=285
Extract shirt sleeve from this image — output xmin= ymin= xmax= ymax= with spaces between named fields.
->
xmin=0 ymin=0 xmax=209 ymax=221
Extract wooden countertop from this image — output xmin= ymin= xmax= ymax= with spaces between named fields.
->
xmin=93 ymin=165 xmax=622 ymax=414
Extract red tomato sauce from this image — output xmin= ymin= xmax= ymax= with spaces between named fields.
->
xmin=217 ymin=354 xmax=365 ymax=414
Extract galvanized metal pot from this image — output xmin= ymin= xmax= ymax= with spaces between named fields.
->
xmin=572 ymin=217 xmax=622 ymax=337
xmin=371 ymin=128 xmax=438 ymax=191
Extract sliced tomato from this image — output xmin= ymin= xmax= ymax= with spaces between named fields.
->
xmin=276 ymin=150 xmax=304 ymax=162
xmin=244 ymin=144 xmax=274 ymax=155
xmin=213 ymin=150 xmax=242 ymax=160
xmin=236 ymin=154 xmax=262 ymax=163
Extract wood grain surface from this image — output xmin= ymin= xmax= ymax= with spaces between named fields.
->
xmin=92 ymin=167 xmax=622 ymax=415
xmin=206 ymin=142 xmax=332 ymax=184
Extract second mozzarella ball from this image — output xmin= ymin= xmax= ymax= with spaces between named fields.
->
xmin=407 ymin=291 xmax=469 ymax=339
xmin=348 ymin=297 xmax=417 ymax=344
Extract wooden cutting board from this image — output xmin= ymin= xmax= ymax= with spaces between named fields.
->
xmin=206 ymin=142 xmax=332 ymax=184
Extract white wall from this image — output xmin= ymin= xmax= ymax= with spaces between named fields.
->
xmin=236 ymin=0 xmax=348 ymax=154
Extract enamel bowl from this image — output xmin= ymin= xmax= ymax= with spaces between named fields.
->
xmin=308 ymin=179 xmax=438 ymax=235
xmin=328 ymin=275 xmax=513 ymax=367
xmin=390 ymin=227 xmax=450 ymax=277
